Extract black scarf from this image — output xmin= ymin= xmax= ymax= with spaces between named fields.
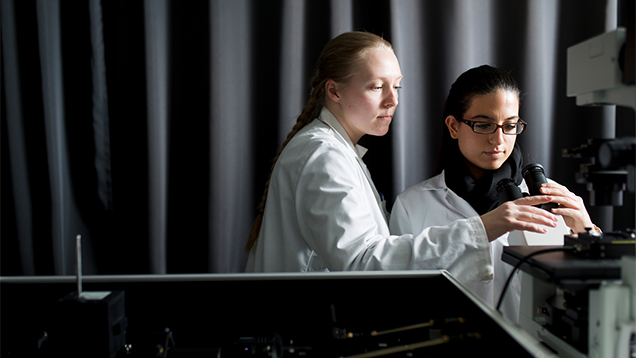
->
xmin=445 ymin=143 xmax=524 ymax=215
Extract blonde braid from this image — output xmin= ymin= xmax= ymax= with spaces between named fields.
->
xmin=245 ymin=82 xmax=325 ymax=252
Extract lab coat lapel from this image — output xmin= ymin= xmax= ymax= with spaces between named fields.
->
xmin=445 ymin=191 xmax=479 ymax=218
xmin=355 ymin=156 xmax=384 ymax=209
xmin=440 ymin=171 xmax=479 ymax=219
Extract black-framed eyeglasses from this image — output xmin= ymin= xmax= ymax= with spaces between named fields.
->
xmin=457 ymin=118 xmax=526 ymax=135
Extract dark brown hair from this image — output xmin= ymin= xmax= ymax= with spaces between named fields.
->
xmin=435 ymin=65 xmax=521 ymax=174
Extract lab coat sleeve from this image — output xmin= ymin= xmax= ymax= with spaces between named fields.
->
xmin=296 ymin=143 xmax=492 ymax=277
xmin=390 ymin=195 xmax=493 ymax=282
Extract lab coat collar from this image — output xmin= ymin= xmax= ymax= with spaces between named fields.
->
xmin=318 ymin=107 xmax=386 ymax=222
xmin=420 ymin=172 xmax=446 ymax=190
xmin=318 ymin=107 xmax=368 ymax=158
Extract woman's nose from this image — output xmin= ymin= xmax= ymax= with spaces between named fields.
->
xmin=489 ymin=127 xmax=506 ymax=144
xmin=384 ymin=88 xmax=398 ymax=107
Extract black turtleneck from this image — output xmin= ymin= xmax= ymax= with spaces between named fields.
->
xmin=444 ymin=143 xmax=524 ymax=215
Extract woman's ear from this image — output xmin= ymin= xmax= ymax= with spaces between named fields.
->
xmin=325 ymin=79 xmax=341 ymax=103
xmin=445 ymin=115 xmax=460 ymax=139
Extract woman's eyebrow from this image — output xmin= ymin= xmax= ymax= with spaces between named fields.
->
xmin=468 ymin=114 xmax=520 ymax=121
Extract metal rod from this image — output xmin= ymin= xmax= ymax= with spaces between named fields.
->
xmin=341 ymin=336 xmax=450 ymax=358
xmin=370 ymin=320 xmax=434 ymax=336
xmin=76 ymin=234 xmax=82 ymax=299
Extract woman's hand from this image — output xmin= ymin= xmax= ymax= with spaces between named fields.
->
xmin=539 ymin=182 xmax=596 ymax=235
xmin=481 ymin=195 xmax=559 ymax=242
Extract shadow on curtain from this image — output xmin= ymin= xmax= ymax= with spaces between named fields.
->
xmin=2 ymin=0 xmax=633 ymax=275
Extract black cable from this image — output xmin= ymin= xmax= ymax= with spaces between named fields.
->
xmin=496 ymin=246 xmax=574 ymax=312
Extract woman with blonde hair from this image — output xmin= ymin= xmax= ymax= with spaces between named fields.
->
xmin=245 ymin=34 xmax=558 ymax=273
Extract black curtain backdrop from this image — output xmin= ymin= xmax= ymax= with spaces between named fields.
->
xmin=2 ymin=0 xmax=634 ymax=276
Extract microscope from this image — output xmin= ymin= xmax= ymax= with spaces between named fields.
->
xmin=502 ymin=2 xmax=635 ymax=357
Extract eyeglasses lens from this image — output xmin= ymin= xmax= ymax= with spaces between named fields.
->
xmin=474 ymin=123 xmax=522 ymax=134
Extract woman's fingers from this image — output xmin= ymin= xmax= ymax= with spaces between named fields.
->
xmin=512 ymin=194 xmax=554 ymax=207
xmin=482 ymin=199 xmax=559 ymax=241
xmin=515 ymin=206 xmax=559 ymax=228
xmin=539 ymin=182 xmax=568 ymax=194
xmin=540 ymin=183 xmax=576 ymax=203
xmin=539 ymin=183 xmax=594 ymax=232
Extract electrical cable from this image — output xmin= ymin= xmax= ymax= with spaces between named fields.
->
xmin=496 ymin=246 xmax=574 ymax=312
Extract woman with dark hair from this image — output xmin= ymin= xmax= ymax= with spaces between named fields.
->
xmin=389 ymin=65 xmax=598 ymax=321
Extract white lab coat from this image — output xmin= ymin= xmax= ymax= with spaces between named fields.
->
xmin=246 ymin=107 xmax=492 ymax=276
xmin=389 ymin=172 xmax=529 ymax=322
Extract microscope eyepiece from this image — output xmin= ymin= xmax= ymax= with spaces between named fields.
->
xmin=496 ymin=178 xmax=524 ymax=203
xmin=522 ymin=163 xmax=558 ymax=210
xmin=522 ymin=163 xmax=548 ymax=196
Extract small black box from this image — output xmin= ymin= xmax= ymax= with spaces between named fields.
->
xmin=48 ymin=291 xmax=127 ymax=358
